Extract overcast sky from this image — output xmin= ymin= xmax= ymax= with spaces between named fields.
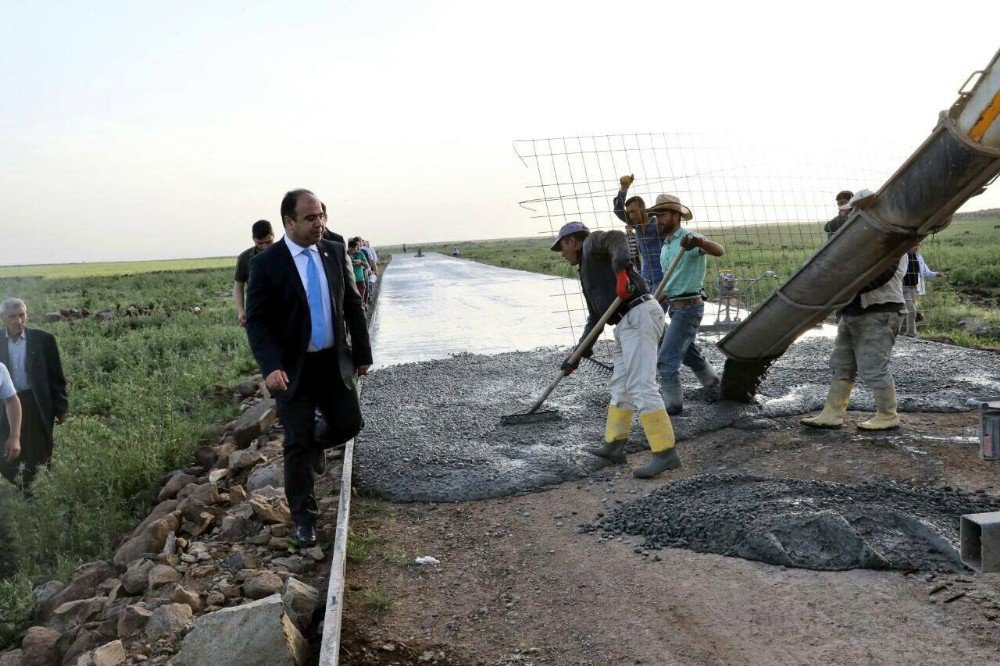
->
xmin=2 ymin=1 xmax=999 ymax=265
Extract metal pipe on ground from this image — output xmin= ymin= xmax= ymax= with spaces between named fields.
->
xmin=718 ymin=47 xmax=1000 ymax=402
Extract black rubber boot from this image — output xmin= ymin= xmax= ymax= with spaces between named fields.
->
xmin=585 ymin=440 xmax=627 ymax=464
xmin=659 ymin=372 xmax=684 ymax=415
xmin=633 ymin=448 xmax=681 ymax=478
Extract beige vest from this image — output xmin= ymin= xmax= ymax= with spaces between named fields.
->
xmin=860 ymin=255 xmax=907 ymax=309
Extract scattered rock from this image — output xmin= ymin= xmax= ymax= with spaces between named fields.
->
xmin=229 ymin=484 xmax=248 ymax=505
xmin=244 ymin=571 xmax=283 ymax=600
xmin=249 ymin=492 xmax=293 ymax=526
xmin=30 ymin=579 xmax=66 ymax=621
xmin=0 ymin=649 xmax=22 ymax=666
xmin=302 ymin=547 xmax=324 ymax=562
xmin=43 ymin=561 xmax=114 ymax=618
xmin=147 ymin=564 xmax=182 ymax=589
xmin=114 ymin=514 xmax=180 ymax=568
xmin=208 ymin=468 xmax=230 ymax=484
xmin=144 ymin=603 xmax=193 ymax=640
xmin=177 ymin=482 xmax=221 ymax=506
xmin=48 ymin=596 xmax=105 ymax=633
xmin=228 ymin=450 xmax=266 ymax=472
xmin=247 ymin=460 xmax=284 ymax=492
xmin=122 ymin=559 xmax=155 ymax=595
xmin=62 ymin=628 xmax=106 ymax=665
xmin=281 ymin=578 xmax=319 ymax=630
xmin=174 ymin=585 xmax=202 ymax=612
xmin=219 ymin=515 xmax=247 ymax=539
xmin=158 ymin=473 xmax=197 ymax=502
xmin=79 ymin=639 xmax=128 ymax=666
xmin=117 ymin=604 xmax=154 ymax=638
xmin=20 ymin=626 xmax=63 ymax=666
xmin=229 ymin=399 xmax=277 ymax=448
xmin=173 ymin=595 xmax=308 ymax=666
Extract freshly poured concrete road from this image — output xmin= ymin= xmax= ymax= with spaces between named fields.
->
xmin=369 ymin=253 xmax=579 ymax=369
xmin=359 ymin=254 xmax=1000 ymax=502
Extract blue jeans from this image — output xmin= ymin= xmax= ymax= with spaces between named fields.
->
xmin=657 ymin=302 xmax=708 ymax=377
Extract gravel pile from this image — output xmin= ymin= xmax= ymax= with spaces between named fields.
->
xmin=589 ymin=474 xmax=1000 ymax=572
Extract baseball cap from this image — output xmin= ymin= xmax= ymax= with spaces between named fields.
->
xmin=550 ymin=221 xmax=590 ymax=251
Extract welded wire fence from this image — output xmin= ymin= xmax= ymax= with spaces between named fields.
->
xmin=512 ymin=132 xmax=990 ymax=348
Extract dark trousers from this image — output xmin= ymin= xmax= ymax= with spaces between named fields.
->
xmin=275 ymin=348 xmax=363 ymax=527
xmin=0 ymin=390 xmax=52 ymax=491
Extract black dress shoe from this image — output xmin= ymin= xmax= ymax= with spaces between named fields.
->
xmin=294 ymin=524 xmax=317 ymax=547
xmin=312 ymin=449 xmax=326 ymax=475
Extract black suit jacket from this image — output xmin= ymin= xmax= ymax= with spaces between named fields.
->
xmin=245 ymin=237 xmax=372 ymax=398
xmin=0 ymin=328 xmax=68 ymax=436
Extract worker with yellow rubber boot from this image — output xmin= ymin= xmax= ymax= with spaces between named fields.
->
xmin=801 ymin=190 xmax=907 ymax=431
xmin=550 ymin=221 xmax=680 ymax=478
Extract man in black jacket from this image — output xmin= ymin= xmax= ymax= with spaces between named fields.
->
xmin=245 ymin=189 xmax=372 ymax=546
xmin=0 ymin=298 xmax=68 ymax=491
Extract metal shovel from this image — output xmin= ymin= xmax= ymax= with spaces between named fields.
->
xmin=501 ymin=249 xmax=686 ymax=426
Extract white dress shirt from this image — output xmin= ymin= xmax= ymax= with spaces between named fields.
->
xmin=284 ymin=235 xmax=335 ymax=351
xmin=0 ymin=363 xmax=15 ymax=400
xmin=5 ymin=331 xmax=29 ymax=392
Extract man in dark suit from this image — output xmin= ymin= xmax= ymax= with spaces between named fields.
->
xmin=0 ymin=298 xmax=68 ymax=491
xmin=245 ymin=189 xmax=372 ymax=546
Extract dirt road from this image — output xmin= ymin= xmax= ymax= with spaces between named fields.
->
xmin=342 ymin=412 xmax=999 ymax=665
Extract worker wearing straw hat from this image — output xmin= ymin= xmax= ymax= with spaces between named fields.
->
xmin=649 ymin=194 xmax=726 ymax=416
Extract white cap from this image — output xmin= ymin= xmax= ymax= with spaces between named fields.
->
xmin=840 ymin=188 xmax=875 ymax=211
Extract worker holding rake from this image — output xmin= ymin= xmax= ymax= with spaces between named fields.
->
xmin=551 ymin=221 xmax=681 ymax=478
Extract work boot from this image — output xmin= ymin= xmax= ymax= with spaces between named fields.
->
xmin=633 ymin=408 xmax=680 ymax=477
xmin=801 ymin=379 xmax=854 ymax=429
xmin=858 ymin=382 xmax=901 ymax=431
xmin=634 ymin=449 xmax=682 ymax=479
xmin=694 ymin=365 xmax=721 ymax=403
xmin=585 ymin=440 xmax=627 ymax=464
xmin=585 ymin=405 xmax=633 ymax=464
xmin=659 ymin=372 xmax=684 ymax=415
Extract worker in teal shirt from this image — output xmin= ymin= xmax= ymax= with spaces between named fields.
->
xmin=652 ymin=194 xmax=726 ymax=415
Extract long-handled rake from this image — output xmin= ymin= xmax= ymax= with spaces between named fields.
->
xmin=501 ymin=249 xmax=685 ymax=425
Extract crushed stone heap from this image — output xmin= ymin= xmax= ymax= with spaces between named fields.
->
xmin=588 ymin=473 xmax=1000 ymax=572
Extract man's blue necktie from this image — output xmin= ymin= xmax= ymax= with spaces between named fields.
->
xmin=306 ymin=250 xmax=331 ymax=349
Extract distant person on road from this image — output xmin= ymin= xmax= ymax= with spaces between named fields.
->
xmin=234 ymin=220 xmax=275 ymax=326
xmin=551 ymin=221 xmax=681 ymax=479
xmin=348 ymin=238 xmax=369 ymax=307
xmin=0 ymin=364 xmax=22 ymax=478
xmin=613 ymin=174 xmax=665 ymax=289
xmin=802 ymin=189 xmax=907 ymax=432
xmin=0 ymin=298 xmax=68 ymax=492
xmin=245 ymin=189 xmax=372 ymax=547
xmin=900 ymin=243 xmax=944 ymax=337
xmin=653 ymin=195 xmax=726 ymax=415
xmin=823 ymin=190 xmax=854 ymax=239
xmin=361 ymin=239 xmax=378 ymax=303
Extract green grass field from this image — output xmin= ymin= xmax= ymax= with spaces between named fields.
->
xmin=0 ymin=267 xmax=254 ymax=644
xmin=385 ymin=218 xmax=1000 ymax=348
xmin=0 ymin=257 xmax=235 ymax=279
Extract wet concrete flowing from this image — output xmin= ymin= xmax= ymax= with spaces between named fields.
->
xmin=587 ymin=473 xmax=1000 ymax=572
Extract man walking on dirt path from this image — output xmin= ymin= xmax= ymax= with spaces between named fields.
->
xmin=651 ymin=194 xmax=726 ymax=415
xmin=245 ymin=189 xmax=372 ymax=547
xmin=551 ymin=221 xmax=681 ymax=478
xmin=801 ymin=189 xmax=907 ymax=432
xmin=234 ymin=220 xmax=275 ymax=326
xmin=0 ymin=298 xmax=68 ymax=493
xmin=823 ymin=190 xmax=854 ymax=239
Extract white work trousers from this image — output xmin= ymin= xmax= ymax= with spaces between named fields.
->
xmin=609 ymin=299 xmax=666 ymax=415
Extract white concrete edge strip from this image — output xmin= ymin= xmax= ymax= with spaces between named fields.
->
xmin=319 ymin=260 xmax=388 ymax=664
xmin=318 ymin=434 xmax=355 ymax=665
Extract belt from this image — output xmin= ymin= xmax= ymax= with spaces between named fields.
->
xmin=618 ymin=293 xmax=654 ymax=317
xmin=668 ymin=296 xmax=703 ymax=308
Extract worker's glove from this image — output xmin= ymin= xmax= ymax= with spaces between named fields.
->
xmin=615 ymin=269 xmax=635 ymax=300
xmin=560 ymin=356 xmax=581 ymax=376
xmin=680 ymin=233 xmax=705 ymax=251
xmin=619 ymin=174 xmax=634 ymax=190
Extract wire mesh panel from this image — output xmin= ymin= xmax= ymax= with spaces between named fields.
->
xmin=514 ymin=133 xmax=913 ymax=348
